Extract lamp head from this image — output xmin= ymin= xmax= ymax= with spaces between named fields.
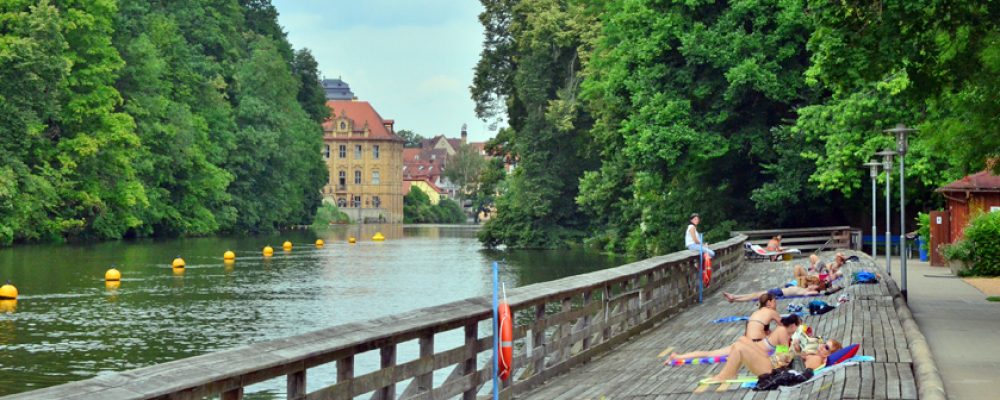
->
xmin=863 ymin=161 xmax=881 ymax=178
xmin=875 ymin=150 xmax=896 ymax=170
xmin=884 ymin=123 xmax=916 ymax=155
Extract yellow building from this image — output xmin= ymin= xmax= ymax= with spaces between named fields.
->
xmin=321 ymin=100 xmax=404 ymax=222
xmin=404 ymin=179 xmax=445 ymax=205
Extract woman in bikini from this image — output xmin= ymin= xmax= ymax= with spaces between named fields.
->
xmin=722 ymin=285 xmax=821 ymax=303
xmin=709 ymin=336 xmax=843 ymax=381
xmin=665 ymin=311 xmax=800 ymax=364
xmin=665 ymin=294 xmax=783 ymax=363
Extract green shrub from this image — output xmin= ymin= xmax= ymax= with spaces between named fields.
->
xmin=916 ymin=212 xmax=931 ymax=251
xmin=963 ymin=211 xmax=1000 ymax=276
xmin=312 ymin=203 xmax=351 ymax=226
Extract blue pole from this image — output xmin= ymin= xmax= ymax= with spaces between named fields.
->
xmin=492 ymin=261 xmax=499 ymax=400
xmin=698 ymin=234 xmax=704 ymax=304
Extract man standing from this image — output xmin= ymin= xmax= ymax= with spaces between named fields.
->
xmin=685 ymin=213 xmax=715 ymax=259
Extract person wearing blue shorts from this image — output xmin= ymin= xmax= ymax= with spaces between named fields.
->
xmin=723 ymin=285 xmax=821 ymax=302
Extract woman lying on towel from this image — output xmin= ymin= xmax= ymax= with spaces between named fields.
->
xmin=709 ymin=336 xmax=842 ymax=382
xmin=665 ymin=311 xmax=800 ymax=364
xmin=723 ymin=285 xmax=821 ymax=302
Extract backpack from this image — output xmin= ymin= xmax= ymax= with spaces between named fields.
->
xmin=853 ymin=271 xmax=878 ymax=284
xmin=807 ymin=300 xmax=836 ymax=315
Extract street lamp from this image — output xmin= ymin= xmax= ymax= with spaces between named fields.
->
xmin=875 ymin=149 xmax=896 ymax=276
xmin=886 ymin=124 xmax=916 ymax=300
xmin=863 ymin=161 xmax=882 ymax=260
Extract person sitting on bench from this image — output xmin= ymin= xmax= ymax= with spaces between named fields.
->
xmin=766 ymin=235 xmax=784 ymax=261
xmin=685 ymin=213 xmax=714 ymax=260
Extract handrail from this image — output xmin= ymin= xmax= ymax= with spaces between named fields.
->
xmin=4 ymin=236 xmax=748 ymax=400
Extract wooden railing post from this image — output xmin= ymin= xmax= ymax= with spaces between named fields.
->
xmin=581 ymin=290 xmax=592 ymax=351
xmin=417 ymin=332 xmax=433 ymax=397
xmin=602 ymin=284 xmax=611 ymax=342
xmin=376 ymin=345 xmax=396 ymax=400
xmin=287 ymin=369 xmax=305 ymax=400
xmin=462 ymin=323 xmax=478 ymax=400
xmin=533 ymin=303 xmax=546 ymax=376
xmin=222 ymin=387 xmax=244 ymax=400
xmin=337 ymin=355 xmax=354 ymax=399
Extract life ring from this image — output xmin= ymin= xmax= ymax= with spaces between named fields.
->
xmin=497 ymin=301 xmax=513 ymax=381
xmin=702 ymin=253 xmax=713 ymax=287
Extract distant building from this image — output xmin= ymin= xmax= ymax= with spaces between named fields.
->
xmin=403 ymin=179 xmax=445 ymax=205
xmin=322 ymin=78 xmax=355 ymax=100
xmin=402 ymin=125 xmax=478 ymax=198
xmin=321 ymin=98 xmax=404 ymax=222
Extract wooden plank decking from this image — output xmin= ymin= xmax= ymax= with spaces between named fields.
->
xmin=519 ymin=251 xmax=916 ymax=400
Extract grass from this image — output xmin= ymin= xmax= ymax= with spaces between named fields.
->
xmin=987 ymin=296 xmax=1000 ymax=302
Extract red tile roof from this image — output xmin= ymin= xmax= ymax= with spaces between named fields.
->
xmin=937 ymin=170 xmax=1000 ymax=193
xmin=322 ymin=100 xmax=404 ymax=142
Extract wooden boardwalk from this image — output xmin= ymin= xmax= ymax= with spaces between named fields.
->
xmin=519 ymin=251 xmax=917 ymax=400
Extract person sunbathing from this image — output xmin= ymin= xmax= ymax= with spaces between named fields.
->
xmin=666 ymin=313 xmax=800 ymax=364
xmin=723 ymin=285 xmax=820 ymax=303
xmin=793 ymin=264 xmax=831 ymax=290
xmin=765 ymin=236 xmax=783 ymax=261
xmin=709 ymin=336 xmax=842 ymax=381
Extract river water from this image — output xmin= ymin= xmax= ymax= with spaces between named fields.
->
xmin=0 ymin=225 xmax=626 ymax=397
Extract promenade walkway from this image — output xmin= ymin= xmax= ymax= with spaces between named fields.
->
xmin=888 ymin=258 xmax=1000 ymax=400
xmin=521 ymin=251 xmax=918 ymax=399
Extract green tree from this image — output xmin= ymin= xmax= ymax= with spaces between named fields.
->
xmin=292 ymin=48 xmax=330 ymax=122
xmin=396 ymin=129 xmax=426 ymax=148
xmin=443 ymin=144 xmax=486 ymax=203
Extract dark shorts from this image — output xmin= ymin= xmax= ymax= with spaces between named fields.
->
xmin=767 ymin=288 xmax=784 ymax=297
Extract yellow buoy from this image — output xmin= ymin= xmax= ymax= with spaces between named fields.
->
xmin=315 ymin=239 xmax=325 ymax=247
xmin=105 ymin=268 xmax=121 ymax=281
xmin=283 ymin=241 xmax=293 ymax=251
xmin=0 ymin=283 xmax=18 ymax=300
xmin=348 ymin=236 xmax=356 ymax=244
xmin=172 ymin=267 xmax=185 ymax=276
xmin=224 ymin=250 xmax=236 ymax=260
xmin=372 ymin=232 xmax=385 ymax=241
xmin=0 ymin=299 xmax=16 ymax=313
xmin=263 ymin=245 xmax=274 ymax=257
xmin=172 ymin=257 xmax=185 ymax=268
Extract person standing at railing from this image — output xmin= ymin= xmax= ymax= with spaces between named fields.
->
xmin=685 ymin=213 xmax=715 ymax=260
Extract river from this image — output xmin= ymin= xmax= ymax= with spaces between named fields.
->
xmin=0 ymin=225 xmax=627 ymax=397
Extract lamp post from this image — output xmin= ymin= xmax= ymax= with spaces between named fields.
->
xmin=886 ymin=124 xmax=916 ymax=300
xmin=863 ymin=161 xmax=882 ymax=260
xmin=875 ymin=149 xmax=896 ymax=276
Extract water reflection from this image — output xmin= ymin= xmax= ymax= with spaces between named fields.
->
xmin=0 ymin=225 xmax=626 ymax=397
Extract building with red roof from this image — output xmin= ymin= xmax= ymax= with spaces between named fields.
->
xmin=929 ymin=168 xmax=1000 ymax=265
xmin=321 ymin=98 xmax=404 ymax=222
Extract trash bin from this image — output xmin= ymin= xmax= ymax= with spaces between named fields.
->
xmin=918 ymin=237 xmax=929 ymax=262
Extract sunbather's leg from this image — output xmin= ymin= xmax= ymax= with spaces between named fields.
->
xmin=710 ymin=340 xmax=773 ymax=381
xmin=724 ymin=291 xmax=767 ymax=302
xmin=667 ymin=345 xmax=732 ymax=363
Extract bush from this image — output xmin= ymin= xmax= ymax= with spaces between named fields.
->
xmin=312 ymin=203 xmax=351 ymax=226
xmin=916 ymin=212 xmax=931 ymax=251
xmin=962 ymin=211 xmax=1000 ymax=276
xmin=403 ymin=190 xmax=467 ymax=224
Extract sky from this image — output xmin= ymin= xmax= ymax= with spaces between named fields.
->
xmin=271 ymin=0 xmax=497 ymax=143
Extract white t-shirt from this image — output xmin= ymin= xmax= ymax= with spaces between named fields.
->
xmin=685 ymin=224 xmax=697 ymax=247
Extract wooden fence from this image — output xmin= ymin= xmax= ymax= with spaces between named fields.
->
xmin=732 ymin=226 xmax=862 ymax=257
xmin=4 ymin=236 xmax=747 ymax=400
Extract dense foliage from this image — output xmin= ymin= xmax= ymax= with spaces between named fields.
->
xmin=947 ymin=211 xmax=1000 ymax=276
xmin=0 ymin=0 xmax=327 ymax=245
xmin=312 ymin=203 xmax=351 ymax=226
xmin=472 ymin=0 xmax=999 ymax=256
xmin=403 ymin=189 xmax=466 ymax=224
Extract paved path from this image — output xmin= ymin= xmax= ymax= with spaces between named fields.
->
xmin=888 ymin=258 xmax=1000 ymax=400
xmin=520 ymin=251 xmax=916 ymax=399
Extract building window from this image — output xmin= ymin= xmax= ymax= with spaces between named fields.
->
xmin=324 ymin=145 xmax=330 ymax=159
xmin=373 ymin=196 xmax=381 ymax=208
xmin=338 ymin=171 xmax=346 ymax=186
xmin=354 ymin=170 xmax=362 ymax=184
xmin=354 ymin=144 xmax=362 ymax=159
xmin=372 ymin=171 xmax=380 ymax=185
xmin=340 ymin=121 xmax=346 ymax=130
xmin=338 ymin=145 xmax=346 ymax=158
xmin=373 ymin=145 xmax=380 ymax=159
xmin=353 ymin=195 xmax=361 ymax=207
xmin=337 ymin=198 xmax=347 ymax=207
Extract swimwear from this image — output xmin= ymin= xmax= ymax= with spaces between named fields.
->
xmin=767 ymin=288 xmax=783 ymax=297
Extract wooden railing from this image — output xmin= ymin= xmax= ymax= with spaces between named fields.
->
xmin=732 ymin=226 xmax=862 ymax=256
xmin=4 ymin=236 xmax=747 ymax=400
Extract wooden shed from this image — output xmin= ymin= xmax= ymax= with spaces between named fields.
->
xmin=929 ymin=170 xmax=1000 ymax=266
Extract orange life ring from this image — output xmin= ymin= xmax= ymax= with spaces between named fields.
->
xmin=497 ymin=301 xmax=513 ymax=381
xmin=702 ymin=253 xmax=713 ymax=287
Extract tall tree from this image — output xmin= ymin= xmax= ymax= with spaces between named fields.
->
xmin=292 ymin=48 xmax=330 ymax=122
xmin=443 ymin=144 xmax=486 ymax=202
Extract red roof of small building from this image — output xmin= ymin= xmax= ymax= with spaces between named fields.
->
xmin=937 ymin=170 xmax=1000 ymax=193
xmin=322 ymin=100 xmax=404 ymax=142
